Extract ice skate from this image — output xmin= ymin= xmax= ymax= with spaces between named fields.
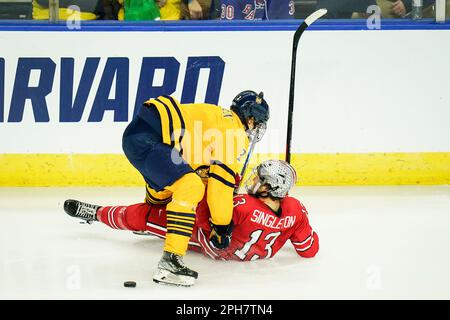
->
xmin=63 ymin=199 xmax=100 ymax=224
xmin=153 ymin=251 xmax=198 ymax=287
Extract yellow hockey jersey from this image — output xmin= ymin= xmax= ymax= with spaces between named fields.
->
xmin=143 ymin=95 xmax=249 ymax=226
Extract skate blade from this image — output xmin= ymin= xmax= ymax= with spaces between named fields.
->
xmin=153 ymin=269 xmax=196 ymax=287
xmin=132 ymin=231 xmax=153 ymax=236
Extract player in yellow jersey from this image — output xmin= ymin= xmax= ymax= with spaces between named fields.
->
xmin=121 ymin=91 xmax=270 ymax=286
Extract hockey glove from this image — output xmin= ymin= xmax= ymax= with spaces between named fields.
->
xmin=209 ymin=220 xmax=233 ymax=250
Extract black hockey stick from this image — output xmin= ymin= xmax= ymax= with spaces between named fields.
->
xmin=285 ymin=9 xmax=328 ymax=164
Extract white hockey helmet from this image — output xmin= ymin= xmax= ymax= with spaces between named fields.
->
xmin=245 ymin=160 xmax=297 ymax=198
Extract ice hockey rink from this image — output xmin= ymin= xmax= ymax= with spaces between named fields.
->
xmin=1 ymin=185 xmax=449 ymax=300
xmin=1 ymin=9 xmax=450 ymax=302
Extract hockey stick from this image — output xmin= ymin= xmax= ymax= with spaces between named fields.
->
xmin=285 ymin=8 xmax=328 ymax=164
xmin=234 ymin=129 xmax=259 ymax=194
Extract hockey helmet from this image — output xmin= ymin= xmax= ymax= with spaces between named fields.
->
xmin=231 ymin=90 xmax=270 ymax=141
xmin=245 ymin=160 xmax=297 ymax=199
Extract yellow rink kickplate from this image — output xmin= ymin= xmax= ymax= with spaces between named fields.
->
xmin=0 ymin=152 xmax=449 ymax=186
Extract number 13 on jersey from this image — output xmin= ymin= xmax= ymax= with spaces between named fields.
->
xmin=234 ymin=230 xmax=281 ymax=260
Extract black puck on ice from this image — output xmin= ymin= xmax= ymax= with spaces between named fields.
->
xmin=124 ymin=281 xmax=136 ymax=288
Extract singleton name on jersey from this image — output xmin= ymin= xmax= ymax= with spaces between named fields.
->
xmin=250 ymin=209 xmax=296 ymax=229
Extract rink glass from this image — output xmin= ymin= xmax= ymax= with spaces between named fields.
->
xmin=0 ymin=1 xmax=448 ymax=21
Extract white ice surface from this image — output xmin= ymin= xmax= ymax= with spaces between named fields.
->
xmin=0 ymin=186 xmax=449 ymax=300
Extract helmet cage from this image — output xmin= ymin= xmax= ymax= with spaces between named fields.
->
xmin=244 ymin=160 xmax=297 ymax=198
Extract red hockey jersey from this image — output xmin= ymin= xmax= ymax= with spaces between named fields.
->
xmin=190 ymin=194 xmax=319 ymax=261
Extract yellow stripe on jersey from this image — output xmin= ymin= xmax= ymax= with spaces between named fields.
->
xmin=149 ymin=99 xmax=174 ymax=147
xmin=148 ymin=96 xmax=186 ymax=153
xmin=160 ymin=95 xmax=186 ymax=154
xmin=143 ymin=99 xmax=172 ymax=146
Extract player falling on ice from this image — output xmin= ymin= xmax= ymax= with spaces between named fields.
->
xmin=63 ymin=91 xmax=269 ymax=287
xmin=64 ymin=160 xmax=319 ymax=281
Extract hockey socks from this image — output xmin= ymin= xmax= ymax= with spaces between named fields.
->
xmin=97 ymin=203 xmax=152 ymax=231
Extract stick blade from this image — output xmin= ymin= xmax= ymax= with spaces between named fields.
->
xmin=305 ymin=8 xmax=328 ymax=26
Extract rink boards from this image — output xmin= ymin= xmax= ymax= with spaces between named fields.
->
xmin=0 ymin=21 xmax=449 ymax=186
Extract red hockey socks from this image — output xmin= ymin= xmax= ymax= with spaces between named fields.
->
xmin=96 ymin=203 xmax=152 ymax=232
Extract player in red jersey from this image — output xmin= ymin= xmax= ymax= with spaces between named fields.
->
xmin=64 ymin=160 xmax=318 ymax=269
xmin=189 ymin=160 xmax=319 ymax=260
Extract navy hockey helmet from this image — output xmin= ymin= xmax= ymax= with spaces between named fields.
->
xmin=231 ymin=90 xmax=270 ymax=129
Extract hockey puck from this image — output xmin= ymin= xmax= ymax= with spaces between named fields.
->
xmin=124 ymin=281 xmax=136 ymax=288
